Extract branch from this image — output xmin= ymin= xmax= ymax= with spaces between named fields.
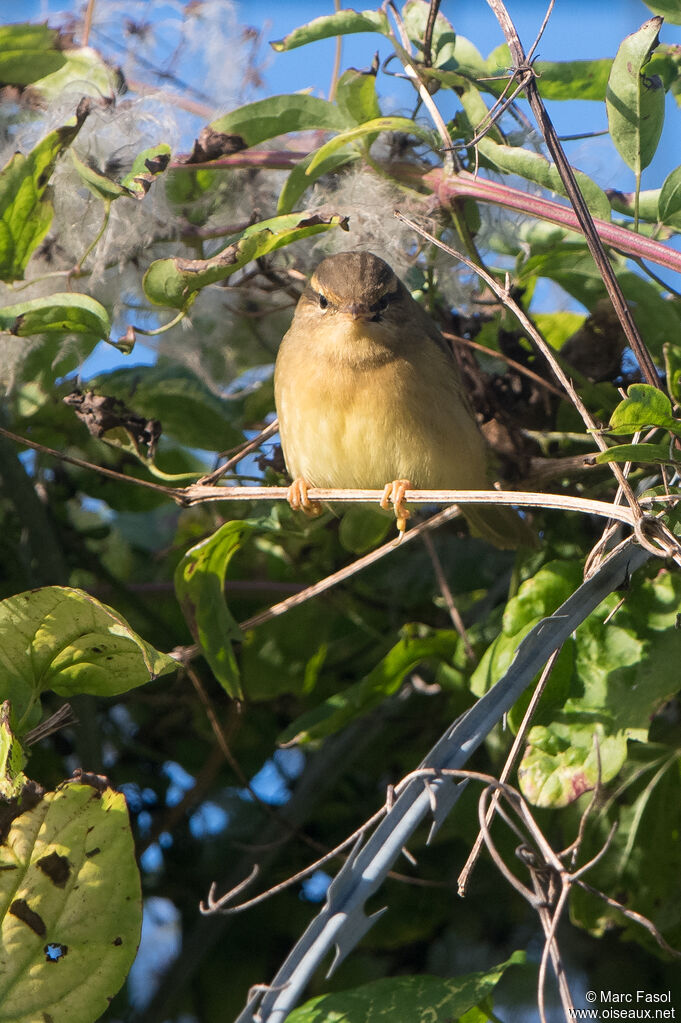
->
xmin=234 ymin=536 xmax=651 ymax=1023
xmin=484 ymin=0 xmax=661 ymax=388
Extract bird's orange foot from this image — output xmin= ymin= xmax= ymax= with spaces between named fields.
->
xmin=381 ymin=479 xmax=411 ymax=534
xmin=287 ymin=478 xmax=322 ymax=517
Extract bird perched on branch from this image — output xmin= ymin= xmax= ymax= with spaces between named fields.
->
xmin=274 ymin=250 xmax=535 ymax=549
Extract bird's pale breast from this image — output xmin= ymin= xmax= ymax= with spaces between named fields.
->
xmin=275 ymin=314 xmax=489 ymax=492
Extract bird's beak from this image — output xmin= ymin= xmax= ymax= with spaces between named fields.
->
xmin=343 ymin=303 xmax=373 ymax=320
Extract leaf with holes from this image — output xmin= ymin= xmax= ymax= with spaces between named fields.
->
xmin=144 ymin=211 xmax=348 ymax=309
xmin=0 ymin=780 xmax=141 ymax=1023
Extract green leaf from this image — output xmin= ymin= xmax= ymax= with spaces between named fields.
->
xmin=85 ymin=363 xmax=244 ymax=451
xmin=0 ymin=23 xmax=66 ymax=85
xmin=402 ymin=0 xmax=457 ymax=69
xmin=0 ymin=293 xmax=111 ymax=342
xmin=0 ymin=701 xmax=27 ymax=801
xmin=659 ymin=164 xmax=681 ymax=224
xmin=642 ymin=0 xmax=681 ymax=24
xmin=72 ymin=144 xmax=171 ymax=203
xmin=664 ymin=341 xmax=681 ymax=405
xmin=335 ymin=67 xmax=382 ymax=124
xmin=307 ymin=117 xmax=436 ymax=174
xmin=209 ymin=94 xmax=351 ymax=149
xmin=286 ymin=953 xmax=526 ymax=1023
xmin=0 ymin=780 xmax=141 ymax=1023
xmin=418 ymin=35 xmax=489 ymax=92
xmin=569 ymin=744 xmax=681 ymax=941
xmin=271 ymin=10 xmax=391 ymax=52
xmin=174 ymin=521 xmax=251 ymax=699
xmin=532 ymin=312 xmax=586 ymax=350
xmin=596 ymin=440 xmax=677 ymax=465
xmin=534 ymin=59 xmax=613 ymax=101
xmin=477 ymin=137 xmax=611 ymax=221
xmin=30 ymin=47 xmax=120 ymax=103
xmin=606 ymin=17 xmax=665 ymax=176
xmin=607 ymin=186 xmax=665 ymax=224
xmin=608 ymin=382 xmax=677 ymax=434
xmin=0 ymin=99 xmax=90 ymax=281
xmin=0 ymin=586 xmax=177 ymax=733
xmin=518 ymin=721 xmax=628 ymax=807
xmin=338 ymin=506 xmax=392 ymax=554
xmin=518 ymin=251 xmax=681 ymax=358
xmin=277 ymin=151 xmax=357 ymax=214
xmin=279 ymin=627 xmax=460 ymax=745
xmin=144 ymin=211 xmax=349 ymax=309
xmin=70 ymin=150 xmax=127 ymax=201
xmin=471 ymin=561 xmax=582 ymax=702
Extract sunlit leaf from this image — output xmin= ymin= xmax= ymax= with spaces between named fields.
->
xmin=606 ymin=18 xmax=665 ymax=176
xmin=271 ymin=10 xmax=391 ymax=52
xmin=0 ymin=293 xmax=111 ymax=342
xmin=0 ymin=23 xmax=66 ymax=85
xmin=519 ymin=722 xmax=627 ymax=807
xmin=477 ymin=137 xmax=611 ymax=221
xmin=0 ymin=98 xmax=90 ymax=281
xmin=0 ymin=586 xmax=176 ymax=733
xmin=144 ymin=211 xmax=348 ymax=309
xmin=287 ymin=953 xmax=526 ymax=1023
xmin=659 ymin=164 xmax=681 ymax=224
xmin=208 ymin=94 xmax=350 ymax=149
xmin=596 ymin=440 xmax=677 ymax=465
xmin=641 ymin=0 xmax=681 ymax=24
xmin=174 ymin=521 xmax=251 ymax=699
xmin=608 ymin=382 xmax=677 ymax=434
xmin=0 ymin=780 xmax=141 ymax=1023
xmin=0 ymin=701 xmax=27 ymax=801
xmin=307 ymin=117 xmax=436 ymax=174
xmin=335 ymin=66 xmax=381 ymax=123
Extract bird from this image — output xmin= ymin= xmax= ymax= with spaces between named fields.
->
xmin=274 ymin=250 xmax=535 ymax=549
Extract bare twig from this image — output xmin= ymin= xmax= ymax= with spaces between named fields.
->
xmin=421 ymin=531 xmax=475 ymax=659
xmin=393 ymin=212 xmax=660 ymax=546
xmin=484 ymin=0 xmax=661 ymax=389
xmin=422 ymin=0 xmax=442 ymax=68
xmin=458 ymin=647 xmax=561 ymax=894
xmin=198 ymin=421 xmax=280 ymax=486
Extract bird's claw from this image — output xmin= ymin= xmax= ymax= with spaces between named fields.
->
xmin=287 ymin=478 xmax=322 ymax=517
xmin=381 ymin=479 xmax=411 ymax=534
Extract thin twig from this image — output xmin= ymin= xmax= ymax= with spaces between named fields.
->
xmin=198 ymin=421 xmax=280 ymax=486
xmin=443 ymin=330 xmax=565 ymax=398
xmin=421 ymin=531 xmax=475 ymax=659
xmin=393 ymin=211 xmax=650 ymax=535
xmin=458 ymin=647 xmax=561 ymax=894
xmin=484 ymin=0 xmax=661 ymax=389
xmin=422 ymin=0 xmax=442 ymax=68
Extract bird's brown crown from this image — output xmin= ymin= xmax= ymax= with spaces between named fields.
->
xmin=306 ymin=251 xmax=401 ymax=314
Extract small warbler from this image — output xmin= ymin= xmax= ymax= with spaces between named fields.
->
xmin=274 ymin=250 xmax=535 ymax=548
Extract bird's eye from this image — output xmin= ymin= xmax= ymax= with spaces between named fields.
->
xmin=318 ymin=293 xmax=328 ymax=310
xmin=370 ymin=294 xmax=390 ymax=315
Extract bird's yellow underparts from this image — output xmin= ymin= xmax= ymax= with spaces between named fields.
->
xmin=274 ymin=250 xmax=536 ymax=551
xmin=380 ymin=479 xmax=411 ymax=533
xmin=286 ymin=478 xmax=322 ymax=517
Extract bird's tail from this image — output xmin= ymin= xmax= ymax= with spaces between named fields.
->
xmin=463 ymin=502 xmax=538 ymax=550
